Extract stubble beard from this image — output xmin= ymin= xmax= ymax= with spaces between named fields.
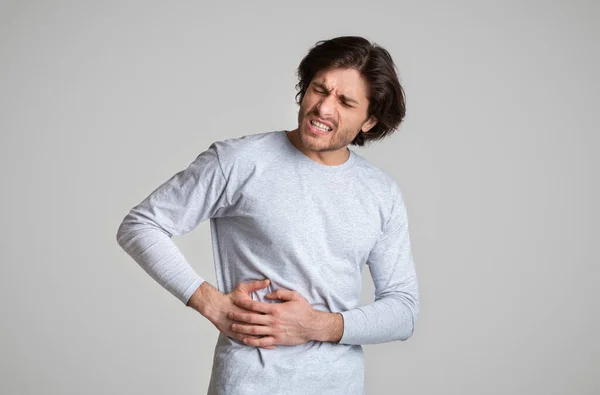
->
xmin=297 ymin=110 xmax=359 ymax=153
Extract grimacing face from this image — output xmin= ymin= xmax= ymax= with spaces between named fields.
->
xmin=296 ymin=68 xmax=377 ymax=154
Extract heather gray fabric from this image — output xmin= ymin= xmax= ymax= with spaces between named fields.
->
xmin=116 ymin=130 xmax=419 ymax=395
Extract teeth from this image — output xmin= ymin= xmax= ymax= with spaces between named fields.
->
xmin=311 ymin=120 xmax=332 ymax=131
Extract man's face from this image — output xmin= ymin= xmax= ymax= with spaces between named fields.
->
xmin=296 ymin=68 xmax=377 ymax=153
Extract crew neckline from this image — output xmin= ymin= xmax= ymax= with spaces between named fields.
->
xmin=279 ymin=130 xmax=356 ymax=172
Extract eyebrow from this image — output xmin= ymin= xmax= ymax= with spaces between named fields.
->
xmin=313 ymin=81 xmax=360 ymax=105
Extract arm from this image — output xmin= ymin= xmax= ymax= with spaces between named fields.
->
xmin=117 ymin=143 xmax=292 ymax=348
xmin=115 ymin=143 xmax=230 ymax=305
xmin=229 ymin=183 xmax=419 ymax=347
xmin=338 ymin=184 xmax=419 ymax=345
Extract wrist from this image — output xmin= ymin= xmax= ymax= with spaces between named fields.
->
xmin=187 ymin=281 xmax=222 ymax=319
xmin=311 ymin=310 xmax=344 ymax=343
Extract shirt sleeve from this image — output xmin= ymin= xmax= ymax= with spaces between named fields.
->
xmin=115 ymin=142 xmax=231 ymax=305
xmin=339 ymin=183 xmax=420 ymax=345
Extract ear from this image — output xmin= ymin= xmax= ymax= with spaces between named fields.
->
xmin=361 ymin=115 xmax=378 ymax=133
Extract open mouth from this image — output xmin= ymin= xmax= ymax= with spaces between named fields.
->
xmin=308 ymin=119 xmax=333 ymax=135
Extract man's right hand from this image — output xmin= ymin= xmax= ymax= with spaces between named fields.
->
xmin=187 ymin=279 xmax=275 ymax=349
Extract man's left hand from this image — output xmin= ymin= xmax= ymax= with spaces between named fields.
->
xmin=229 ymin=288 xmax=343 ymax=348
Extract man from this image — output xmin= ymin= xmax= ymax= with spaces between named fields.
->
xmin=116 ymin=35 xmax=419 ymax=395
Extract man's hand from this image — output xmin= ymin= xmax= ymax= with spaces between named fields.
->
xmin=229 ymin=288 xmax=344 ymax=348
xmin=187 ymin=279 xmax=276 ymax=349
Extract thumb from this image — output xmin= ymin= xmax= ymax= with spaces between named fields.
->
xmin=237 ymin=279 xmax=270 ymax=294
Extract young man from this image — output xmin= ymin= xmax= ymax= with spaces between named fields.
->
xmin=116 ymin=35 xmax=419 ymax=395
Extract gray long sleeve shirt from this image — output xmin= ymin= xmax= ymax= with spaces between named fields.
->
xmin=116 ymin=130 xmax=419 ymax=394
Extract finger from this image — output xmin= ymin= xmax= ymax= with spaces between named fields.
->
xmin=228 ymin=311 xmax=272 ymax=325
xmin=243 ymin=336 xmax=276 ymax=349
xmin=234 ymin=299 xmax=275 ymax=314
xmin=265 ymin=288 xmax=300 ymax=301
xmin=237 ymin=279 xmax=270 ymax=293
xmin=229 ymin=333 xmax=262 ymax=341
xmin=231 ymin=323 xmax=272 ymax=336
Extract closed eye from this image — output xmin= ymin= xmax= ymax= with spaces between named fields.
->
xmin=312 ymin=85 xmax=355 ymax=108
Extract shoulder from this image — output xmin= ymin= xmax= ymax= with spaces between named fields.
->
xmin=351 ymin=150 xmax=405 ymax=219
xmin=352 ymin=151 xmax=402 ymax=198
xmin=209 ymin=130 xmax=280 ymax=170
xmin=201 ymin=130 xmax=285 ymax=185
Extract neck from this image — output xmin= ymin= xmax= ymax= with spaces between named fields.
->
xmin=286 ymin=129 xmax=350 ymax=166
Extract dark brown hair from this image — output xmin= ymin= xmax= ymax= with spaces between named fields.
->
xmin=295 ymin=36 xmax=406 ymax=146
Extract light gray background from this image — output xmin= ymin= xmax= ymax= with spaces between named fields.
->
xmin=1 ymin=1 xmax=598 ymax=394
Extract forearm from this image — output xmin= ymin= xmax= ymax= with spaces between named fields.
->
xmin=116 ymin=217 xmax=204 ymax=305
xmin=338 ymin=292 xmax=418 ymax=345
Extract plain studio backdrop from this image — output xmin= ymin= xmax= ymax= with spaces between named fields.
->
xmin=1 ymin=1 xmax=598 ymax=394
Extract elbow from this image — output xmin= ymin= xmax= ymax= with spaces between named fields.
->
xmin=393 ymin=310 xmax=417 ymax=342
xmin=116 ymin=217 xmax=133 ymax=249
xmin=116 ymin=211 xmax=139 ymax=247
xmin=116 ymin=220 xmax=127 ymax=247
xmin=393 ymin=294 xmax=419 ymax=342
xmin=400 ymin=309 xmax=418 ymax=341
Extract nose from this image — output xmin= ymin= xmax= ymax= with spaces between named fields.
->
xmin=316 ymin=94 xmax=336 ymax=118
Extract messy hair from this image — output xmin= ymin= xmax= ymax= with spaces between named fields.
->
xmin=295 ymin=36 xmax=406 ymax=146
